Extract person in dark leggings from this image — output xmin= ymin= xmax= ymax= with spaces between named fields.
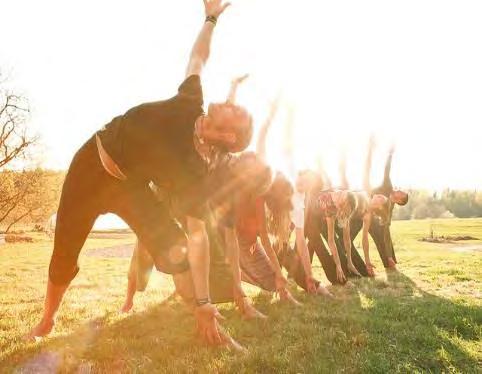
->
xmin=335 ymin=154 xmax=390 ymax=277
xmin=301 ymin=171 xmax=355 ymax=284
xmin=301 ymin=169 xmax=380 ymax=284
xmin=264 ymin=173 xmax=332 ymax=296
xmin=27 ymin=0 xmax=252 ymax=348
xmin=363 ymin=137 xmax=409 ymax=269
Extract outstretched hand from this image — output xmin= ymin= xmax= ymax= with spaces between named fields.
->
xmin=388 ymin=142 xmax=396 ymax=155
xmin=204 ymin=0 xmax=231 ymax=18
xmin=232 ymin=74 xmax=249 ymax=85
xmin=195 ymin=303 xmax=246 ymax=351
xmin=268 ymin=94 xmax=281 ymax=120
xmin=336 ymin=264 xmax=347 ymax=283
xmin=195 ymin=303 xmax=225 ymax=345
xmin=366 ymin=262 xmax=376 ymax=277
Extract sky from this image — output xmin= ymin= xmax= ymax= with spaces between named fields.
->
xmin=2 ymin=0 xmax=482 ymax=191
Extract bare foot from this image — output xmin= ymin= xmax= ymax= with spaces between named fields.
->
xmin=348 ymin=263 xmax=361 ymax=277
xmin=24 ymin=319 xmax=54 ymax=342
xmin=279 ymin=288 xmax=302 ymax=306
xmin=120 ymin=300 xmax=133 ymax=313
xmin=236 ymin=298 xmax=267 ymax=320
xmin=316 ymin=285 xmax=335 ymax=298
xmin=220 ymin=330 xmax=247 ymax=353
xmin=387 ymin=258 xmax=397 ymax=270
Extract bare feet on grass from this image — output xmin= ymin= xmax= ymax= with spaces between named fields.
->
xmin=347 ymin=262 xmax=362 ymax=277
xmin=387 ymin=257 xmax=397 ymax=270
xmin=316 ymin=285 xmax=335 ymax=298
xmin=278 ymin=288 xmax=302 ymax=306
xmin=25 ymin=319 xmax=54 ymax=342
xmin=236 ymin=297 xmax=267 ymax=320
xmin=120 ymin=300 xmax=133 ymax=313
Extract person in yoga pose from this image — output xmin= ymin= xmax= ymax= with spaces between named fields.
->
xmin=28 ymin=0 xmax=253 ymax=348
xmin=363 ymin=137 xmax=409 ymax=269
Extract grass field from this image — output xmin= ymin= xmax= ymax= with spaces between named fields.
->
xmin=1 ymin=219 xmax=481 ymax=373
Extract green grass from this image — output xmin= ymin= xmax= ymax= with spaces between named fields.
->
xmin=1 ymin=220 xmax=481 ymax=373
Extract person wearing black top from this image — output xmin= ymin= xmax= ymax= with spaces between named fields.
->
xmin=364 ymin=138 xmax=409 ymax=268
xmin=28 ymin=0 xmax=253 ymax=348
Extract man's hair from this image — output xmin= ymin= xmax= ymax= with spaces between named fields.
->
xmin=231 ymin=113 xmax=253 ymax=152
xmin=217 ymin=107 xmax=253 ymax=153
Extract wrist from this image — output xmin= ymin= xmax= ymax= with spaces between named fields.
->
xmin=205 ymin=15 xmax=217 ymax=25
xmin=195 ymin=297 xmax=211 ymax=307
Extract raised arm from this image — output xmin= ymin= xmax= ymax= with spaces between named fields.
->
xmin=226 ymin=74 xmax=249 ymax=104
xmin=363 ymin=135 xmax=376 ymax=192
xmin=186 ymin=0 xmax=231 ymax=78
xmin=339 ymin=151 xmax=349 ymax=190
xmin=382 ymin=145 xmax=395 ymax=188
xmin=256 ymin=96 xmax=280 ymax=160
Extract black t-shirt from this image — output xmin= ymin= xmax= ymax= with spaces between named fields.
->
xmin=97 ymin=75 xmax=207 ymax=218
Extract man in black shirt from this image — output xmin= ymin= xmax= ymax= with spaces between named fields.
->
xmin=28 ymin=0 xmax=252 ymax=347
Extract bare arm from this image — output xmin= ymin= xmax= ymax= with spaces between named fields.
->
xmin=343 ymin=222 xmax=361 ymax=276
xmin=223 ymin=227 xmax=244 ymax=297
xmin=226 ymin=74 xmax=249 ymax=104
xmin=185 ymin=0 xmax=231 ymax=78
xmin=186 ymin=216 xmax=210 ymax=300
xmin=363 ymin=136 xmax=375 ymax=192
xmin=257 ymin=204 xmax=284 ymax=280
xmin=326 ymin=217 xmax=347 ymax=283
xmin=362 ymin=212 xmax=375 ymax=276
xmin=339 ymin=151 xmax=349 ymax=190
xmin=256 ymin=97 xmax=280 ymax=160
xmin=326 ymin=217 xmax=341 ymax=267
xmin=343 ymin=223 xmax=352 ymax=263
xmin=383 ymin=145 xmax=394 ymax=188
xmin=294 ymin=227 xmax=314 ymax=279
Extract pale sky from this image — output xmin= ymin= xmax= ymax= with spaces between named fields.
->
xmin=2 ymin=0 xmax=482 ymax=190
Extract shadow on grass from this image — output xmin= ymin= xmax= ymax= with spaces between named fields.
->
xmin=354 ymin=270 xmax=481 ymax=372
xmin=2 ymin=271 xmax=481 ymax=373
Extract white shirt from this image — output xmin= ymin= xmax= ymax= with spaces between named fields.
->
xmin=290 ymin=191 xmax=305 ymax=229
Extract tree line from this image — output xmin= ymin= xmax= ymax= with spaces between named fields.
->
xmin=392 ymin=189 xmax=482 ymax=220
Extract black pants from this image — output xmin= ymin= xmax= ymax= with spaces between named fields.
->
xmin=280 ymin=243 xmax=320 ymax=292
xmin=50 ymin=136 xmax=189 ymax=286
xmin=334 ymin=220 xmax=369 ymax=277
xmin=348 ymin=217 xmax=397 ymax=268
xmin=305 ymin=217 xmax=369 ymax=285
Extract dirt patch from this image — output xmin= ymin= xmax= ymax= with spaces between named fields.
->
xmin=85 ymin=244 xmax=135 ymax=258
xmin=449 ymin=244 xmax=482 ymax=253
xmin=87 ymin=233 xmax=134 ymax=240
xmin=4 ymin=234 xmax=34 ymax=243
xmin=419 ymin=235 xmax=478 ymax=243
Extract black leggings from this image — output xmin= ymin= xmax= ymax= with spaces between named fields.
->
xmin=50 ymin=136 xmax=189 ymax=286
xmin=357 ymin=218 xmax=397 ymax=268
xmin=334 ymin=220 xmax=369 ymax=277
xmin=279 ymin=243 xmax=320 ymax=292
xmin=305 ymin=219 xmax=368 ymax=285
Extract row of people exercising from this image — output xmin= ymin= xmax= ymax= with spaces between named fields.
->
xmin=122 ymin=146 xmax=409 ymax=318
